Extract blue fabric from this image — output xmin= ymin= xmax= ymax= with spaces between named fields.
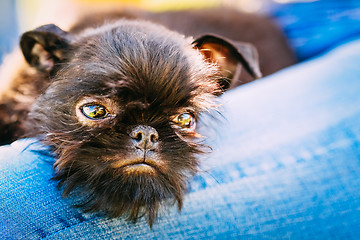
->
xmin=271 ymin=0 xmax=360 ymax=61
xmin=1 ymin=38 xmax=360 ymax=239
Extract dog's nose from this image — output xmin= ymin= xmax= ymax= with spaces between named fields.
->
xmin=130 ymin=125 xmax=159 ymax=150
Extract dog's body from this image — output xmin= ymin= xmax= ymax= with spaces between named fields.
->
xmin=0 ymin=8 xmax=295 ymax=225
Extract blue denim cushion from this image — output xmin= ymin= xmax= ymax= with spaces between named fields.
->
xmin=271 ymin=0 xmax=360 ymax=60
xmin=1 ymin=38 xmax=360 ymax=239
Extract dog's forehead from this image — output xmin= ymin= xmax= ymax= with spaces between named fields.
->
xmin=65 ymin=21 xmax=214 ymax=107
xmin=73 ymin=20 xmax=194 ymax=63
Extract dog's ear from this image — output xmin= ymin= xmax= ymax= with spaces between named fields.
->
xmin=20 ymin=24 xmax=72 ymax=73
xmin=193 ymin=34 xmax=262 ymax=89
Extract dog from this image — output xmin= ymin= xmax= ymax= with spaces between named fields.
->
xmin=0 ymin=8 xmax=294 ymax=225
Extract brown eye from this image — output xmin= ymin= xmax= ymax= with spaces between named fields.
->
xmin=81 ymin=104 xmax=108 ymax=120
xmin=173 ymin=113 xmax=196 ymax=129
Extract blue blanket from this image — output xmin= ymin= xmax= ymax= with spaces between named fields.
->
xmin=1 ymin=36 xmax=360 ymax=238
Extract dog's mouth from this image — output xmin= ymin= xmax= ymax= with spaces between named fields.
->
xmin=110 ymin=153 xmax=167 ymax=175
xmin=122 ymin=162 xmax=158 ymax=175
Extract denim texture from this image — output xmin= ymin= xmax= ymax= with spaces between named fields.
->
xmin=1 ymin=38 xmax=360 ymax=239
xmin=272 ymin=0 xmax=360 ymax=61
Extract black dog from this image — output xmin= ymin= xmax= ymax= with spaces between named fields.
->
xmin=1 ymin=11 xmax=264 ymax=226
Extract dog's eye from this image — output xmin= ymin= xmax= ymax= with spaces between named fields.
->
xmin=81 ymin=104 xmax=108 ymax=120
xmin=173 ymin=113 xmax=196 ymax=129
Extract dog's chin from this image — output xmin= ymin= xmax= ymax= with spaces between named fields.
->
xmin=54 ymin=152 xmax=193 ymax=226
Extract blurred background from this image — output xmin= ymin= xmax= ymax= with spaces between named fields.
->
xmin=0 ymin=0 xmax=360 ymax=63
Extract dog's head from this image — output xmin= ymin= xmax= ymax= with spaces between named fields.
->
xmin=20 ymin=20 xmax=260 ymax=225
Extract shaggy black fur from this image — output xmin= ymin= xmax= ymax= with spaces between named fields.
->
xmin=25 ymin=20 xmax=221 ymax=226
xmin=12 ymin=17 xmax=260 ymax=226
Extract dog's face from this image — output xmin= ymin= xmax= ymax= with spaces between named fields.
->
xmin=20 ymin=20 xmax=260 ymax=225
